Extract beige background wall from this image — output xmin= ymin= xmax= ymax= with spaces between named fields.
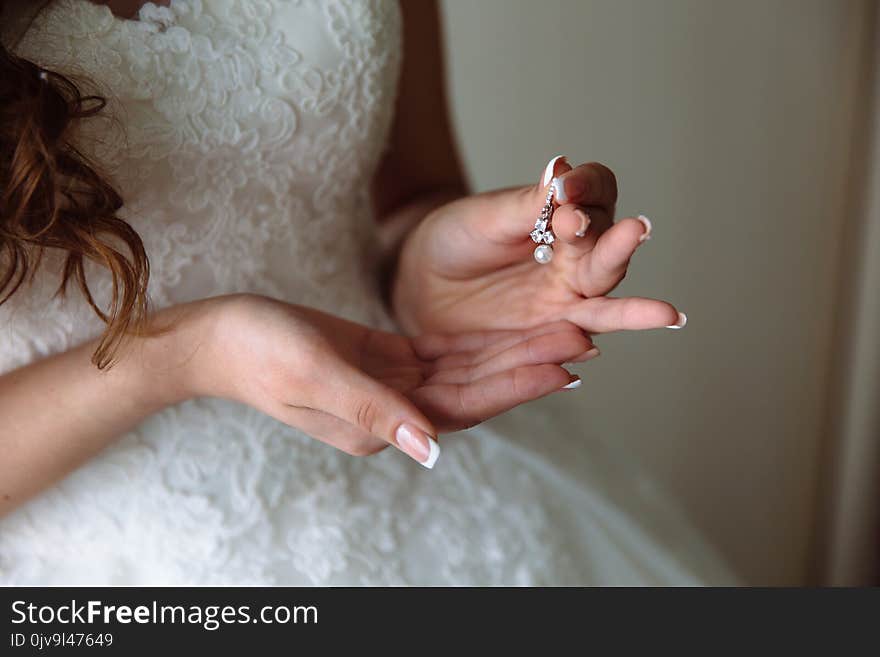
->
xmin=440 ymin=0 xmax=872 ymax=585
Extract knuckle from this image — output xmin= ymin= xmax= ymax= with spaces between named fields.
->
xmin=510 ymin=367 xmax=531 ymax=401
xmin=454 ymin=386 xmax=480 ymax=428
xmin=353 ymin=397 xmax=380 ymax=434
xmin=524 ymin=336 xmax=539 ymax=363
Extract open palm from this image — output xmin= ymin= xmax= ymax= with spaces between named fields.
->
xmin=303 ymin=317 xmax=594 ymax=455
xmin=299 ymin=310 xmax=594 ymax=454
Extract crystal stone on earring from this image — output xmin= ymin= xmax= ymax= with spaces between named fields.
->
xmin=531 ymin=227 xmax=555 ymax=245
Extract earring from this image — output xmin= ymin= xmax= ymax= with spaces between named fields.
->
xmin=530 ymin=178 xmax=557 ymax=264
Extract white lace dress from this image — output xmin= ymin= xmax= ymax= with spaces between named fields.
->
xmin=0 ymin=0 xmax=736 ymax=585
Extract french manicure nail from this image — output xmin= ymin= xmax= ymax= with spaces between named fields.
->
xmin=574 ymin=209 xmax=591 ymax=237
xmin=565 ymin=347 xmax=601 ymax=365
xmin=581 ymin=347 xmax=601 ymax=362
xmin=551 ymin=176 xmax=585 ymax=204
xmin=666 ymin=312 xmax=688 ymax=330
xmin=542 ymin=155 xmax=567 ymax=187
xmin=637 ymin=214 xmax=652 ymax=243
xmin=396 ymin=423 xmax=441 ymax=469
xmin=561 ymin=377 xmax=582 ymax=390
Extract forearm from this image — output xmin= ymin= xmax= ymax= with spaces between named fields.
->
xmin=0 ymin=301 xmax=210 ymax=516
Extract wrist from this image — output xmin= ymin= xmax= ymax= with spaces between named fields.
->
xmin=379 ymin=189 xmax=463 ymax=332
xmin=391 ymin=221 xmax=431 ymax=335
xmin=115 ymin=298 xmax=223 ymax=408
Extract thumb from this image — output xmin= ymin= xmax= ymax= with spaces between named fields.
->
xmin=309 ymin=364 xmax=441 ymax=469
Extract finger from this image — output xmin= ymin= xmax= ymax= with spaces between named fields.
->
xmin=413 ymin=328 xmax=529 ymax=360
xmin=277 ymin=404 xmax=386 ymax=457
xmin=424 ymin=320 xmax=582 ymax=369
xmin=550 ymin=204 xmax=612 ymax=266
xmin=565 ymin=296 xmax=685 ymax=334
xmin=539 ymin=154 xmax=573 ymax=187
xmin=549 ymin=162 xmax=618 ymax=213
xmin=411 ymin=364 xmax=577 ymax=431
xmin=467 ymin=154 xmax=574 ymax=246
xmin=426 ymin=329 xmax=596 ymax=385
xmin=460 ymin=160 xmax=618 ymax=270
xmin=305 ymin=365 xmax=441 ymax=468
xmin=553 ymin=204 xmax=614 ymax=244
xmin=577 ymin=216 xmax=651 ymax=297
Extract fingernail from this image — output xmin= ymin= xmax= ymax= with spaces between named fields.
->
xmin=666 ymin=312 xmax=687 ymax=330
xmin=561 ymin=376 xmax=582 ymax=390
xmin=550 ymin=177 xmax=569 ymax=203
xmin=568 ymin=347 xmax=600 ymax=364
xmin=574 ymin=209 xmax=591 ymax=237
xmin=637 ymin=215 xmax=652 ymax=243
xmin=396 ymin=423 xmax=441 ymax=469
xmin=542 ymin=155 xmax=567 ymax=187
xmin=551 ymin=176 xmax=585 ymax=204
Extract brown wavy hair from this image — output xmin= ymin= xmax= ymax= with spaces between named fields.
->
xmin=0 ymin=30 xmax=149 ymax=369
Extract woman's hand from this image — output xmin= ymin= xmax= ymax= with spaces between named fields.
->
xmin=186 ymin=294 xmax=596 ymax=467
xmin=391 ymin=157 xmax=686 ymax=336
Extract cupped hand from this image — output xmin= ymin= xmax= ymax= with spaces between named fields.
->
xmin=392 ymin=156 xmax=686 ymax=336
xmin=186 ymin=294 xmax=595 ymax=468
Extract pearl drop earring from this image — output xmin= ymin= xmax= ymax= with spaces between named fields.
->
xmin=530 ymin=178 xmax=558 ymax=264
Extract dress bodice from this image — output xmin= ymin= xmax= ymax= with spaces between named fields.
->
xmin=2 ymin=0 xmax=401 ymax=373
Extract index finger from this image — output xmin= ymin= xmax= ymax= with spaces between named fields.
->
xmin=551 ymin=162 xmax=618 ymax=215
